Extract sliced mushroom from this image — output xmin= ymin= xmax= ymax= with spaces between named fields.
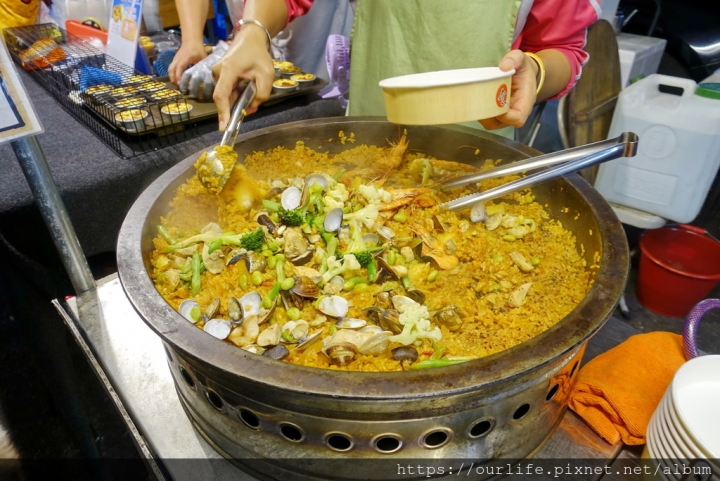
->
xmin=202 ymin=243 xmax=225 ymax=274
xmin=510 ymin=251 xmax=534 ymax=273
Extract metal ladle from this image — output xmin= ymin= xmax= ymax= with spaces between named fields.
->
xmin=196 ymin=79 xmax=257 ymax=193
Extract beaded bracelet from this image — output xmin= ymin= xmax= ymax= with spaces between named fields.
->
xmin=236 ymin=19 xmax=274 ymax=58
xmin=524 ymin=52 xmax=546 ymax=96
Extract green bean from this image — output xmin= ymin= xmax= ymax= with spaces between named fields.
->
xmin=157 ymin=225 xmax=174 ymax=244
xmin=409 ymin=358 xmax=470 ymax=370
xmin=286 ymin=307 xmax=301 ymax=320
xmin=276 ymin=260 xmax=285 ymax=283
xmin=430 ymin=344 xmax=446 ymax=360
xmin=268 ymin=282 xmax=282 ymax=300
xmin=353 ymin=283 xmax=368 ymax=292
xmin=393 ymin=211 xmax=407 ymax=223
xmin=208 ymin=239 xmax=223 ymax=254
xmin=275 ymin=253 xmax=286 ymax=262
xmin=401 ymin=276 xmax=413 ymax=289
xmin=251 ymin=271 xmax=263 ymax=286
xmin=280 ymin=277 xmax=295 ymax=291
xmin=367 ymin=259 xmax=378 ymax=282
xmin=191 ymin=252 xmax=202 ymax=296
xmin=333 ymin=169 xmax=346 ymax=181
xmin=427 ymin=269 xmax=439 ymax=282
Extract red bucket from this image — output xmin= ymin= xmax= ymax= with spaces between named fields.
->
xmin=637 ymin=224 xmax=720 ymax=317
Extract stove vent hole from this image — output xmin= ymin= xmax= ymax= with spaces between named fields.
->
xmin=421 ymin=430 xmax=451 ymax=449
xmin=374 ymin=435 xmax=402 ymax=454
xmin=512 ymin=403 xmax=530 ymax=420
xmin=239 ymin=409 xmax=260 ymax=429
xmin=326 ymin=433 xmax=353 ymax=452
xmin=205 ymin=389 xmax=224 ymax=411
xmin=468 ymin=419 xmax=494 ymax=438
xmin=179 ymin=367 xmax=195 ymax=389
xmin=280 ymin=423 xmax=304 ymax=442
xmin=545 ymin=383 xmax=560 ymax=402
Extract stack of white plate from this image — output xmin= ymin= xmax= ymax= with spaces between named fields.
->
xmin=643 ymin=355 xmax=720 ymax=481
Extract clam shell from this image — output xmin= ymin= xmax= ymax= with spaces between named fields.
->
xmin=282 ymin=320 xmax=309 ymax=342
xmin=291 ymin=275 xmax=320 ymax=298
xmin=281 ymin=186 xmax=302 ymax=210
xmin=391 ymin=295 xmax=420 ymax=312
xmin=178 ymin=299 xmax=201 ymax=323
xmin=242 ymin=344 xmax=265 ymax=355
xmin=317 ymin=295 xmax=349 ymax=318
xmin=324 ymin=208 xmax=343 ymax=232
xmin=376 ymin=225 xmax=395 ymax=240
xmin=323 ymin=276 xmax=345 ymax=295
xmin=239 ymin=291 xmax=262 ymax=318
xmin=335 ymin=317 xmax=367 ymax=330
xmin=358 ymin=331 xmax=392 ymax=356
xmin=257 ymin=324 xmax=282 ymax=347
xmin=245 ymin=252 xmax=267 ymax=272
xmin=391 ymin=346 xmax=418 ymax=362
xmin=322 ymin=342 xmax=357 ymax=365
xmin=204 ymin=319 xmax=232 ymax=339
xmin=379 ymin=309 xmax=402 ymax=334
xmin=295 ymin=329 xmax=323 ymax=350
xmin=204 ymin=297 xmax=221 ymax=320
xmin=262 ymin=344 xmax=290 ymax=360
xmin=228 ymin=296 xmax=242 ymax=322
xmin=304 ymin=173 xmax=328 ymax=190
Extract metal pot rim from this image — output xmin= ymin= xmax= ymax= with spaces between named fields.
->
xmin=117 ymin=117 xmax=628 ymax=399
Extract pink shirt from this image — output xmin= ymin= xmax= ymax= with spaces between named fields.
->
xmin=283 ymin=0 xmax=599 ymax=99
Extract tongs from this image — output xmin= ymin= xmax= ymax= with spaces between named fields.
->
xmin=437 ymin=132 xmax=639 ymax=211
xmin=196 ymin=79 xmax=257 ymax=192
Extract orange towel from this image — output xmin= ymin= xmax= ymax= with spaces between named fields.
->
xmin=568 ymin=331 xmax=686 ymax=445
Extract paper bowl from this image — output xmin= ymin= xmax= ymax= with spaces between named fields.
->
xmin=379 ymin=67 xmax=515 ymax=125
xmin=160 ymin=101 xmax=193 ymax=121
xmin=114 ymin=109 xmax=149 ymax=129
xmin=272 ymin=79 xmax=299 ymax=93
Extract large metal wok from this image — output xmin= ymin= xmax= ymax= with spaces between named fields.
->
xmin=117 ymin=118 xmax=628 ymax=480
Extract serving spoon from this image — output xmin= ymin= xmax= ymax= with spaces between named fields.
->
xmin=196 ymin=79 xmax=257 ymax=193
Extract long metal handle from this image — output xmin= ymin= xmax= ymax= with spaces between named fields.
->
xmin=438 ymin=133 xmax=631 ymax=190
xmin=440 ymin=132 xmax=638 ymax=212
xmin=220 ymin=79 xmax=257 ymax=147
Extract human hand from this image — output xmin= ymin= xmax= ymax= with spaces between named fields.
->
xmin=168 ymin=41 xmax=207 ymax=85
xmin=177 ymin=41 xmax=229 ymax=100
xmin=479 ymin=50 xmax=539 ymax=130
xmin=212 ymin=27 xmax=275 ymax=131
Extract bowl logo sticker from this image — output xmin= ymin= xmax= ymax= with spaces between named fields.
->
xmin=496 ymin=84 xmax=508 ymax=108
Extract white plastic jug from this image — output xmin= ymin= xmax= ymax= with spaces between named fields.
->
xmin=594 ymin=74 xmax=720 ymax=223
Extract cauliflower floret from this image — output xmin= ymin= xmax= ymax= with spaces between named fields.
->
xmin=388 ymin=302 xmax=442 ymax=345
xmin=322 ymin=254 xmax=361 ymax=283
xmin=344 ymin=203 xmax=379 ymax=229
xmin=323 ymin=183 xmax=349 ymax=212
xmin=357 ymin=184 xmax=392 ymax=205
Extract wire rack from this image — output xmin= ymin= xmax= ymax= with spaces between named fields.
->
xmin=3 ymin=23 xmax=200 ymax=158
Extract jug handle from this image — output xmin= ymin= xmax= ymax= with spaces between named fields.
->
xmin=682 ymin=298 xmax=719 ymax=359
xmin=638 ymin=75 xmax=697 ymax=102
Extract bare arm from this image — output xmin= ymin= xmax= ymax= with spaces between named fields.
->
xmin=211 ymin=0 xmax=289 ymax=131
xmin=168 ymin=0 xmax=210 ymax=84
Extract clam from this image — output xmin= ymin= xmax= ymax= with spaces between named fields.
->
xmin=391 ymin=346 xmax=418 ymax=362
xmin=405 ymin=289 xmax=426 ymax=306
xmin=375 ymin=291 xmax=393 ymax=310
xmin=283 ymin=228 xmax=309 ymax=259
xmin=239 ymin=291 xmax=262 ymax=318
xmin=361 ymin=306 xmax=383 ymax=324
xmin=226 ymin=248 xmax=247 ymax=266
xmin=204 ymin=319 xmax=232 ymax=339
xmin=289 ymin=249 xmax=314 ymax=266
xmin=242 ymin=344 xmax=265 ymax=355
xmin=358 ymin=331 xmax=392 ymax=356
xmin=202 ymin=244 xmax=225 ymax=274
xmin=204 ymin=297 xmax=221 ymax=320
xmin=363 ymin=233 xmax=380 ymax=246
xmin=228 ymin=296 xmax=242 ymax=322
xmin=324 ymin=208 xmax=343 ymax=232
xmin=257 ymin=324 xmax=282 ymax=347
xmin=485 ymin=212 xmax=503 ymax=231
xmin=323 ymin=276 xmax=345 ymax=295
xmin=433 ymin=305 xmax=463 ymax=331
xmin=281 ymin=186 xmax=302 ymax=210
xmin=322 ymin=342 xmax=357 ymax=365
xmin=178 ymin=299 xmax=202 ymax=323
xmin=391 ymin=295 xmax=420 ymax=312
xmin=282 ymin=320 xmax=309 ymax=343
xmin=244 ymin=252 xmax=267 ymax=272
xmin=376 ymin=258 xmax=399 ymax=281
xmin=262 ymin=344 xmax=290 ymax=360
xmin=256 ymin=213 xmax=278 ymax=234
xmin=317 ymin=295 xmax=349 ymax=318
xmin=281 ymin=289 xmax=304 ymax=310
xmin=292 ymin=266 xmax=323 ymax=284
xmin=265 ymin=186 xmax=284 ymax=199
xmin=291 ymin=275 xmax=320 ymax=298
xmin=378 ymin=309 xmax=402 ymax=334
xmin=296 ymin=329 xmax=323 ymax=350
xmin=359 ymin=325 xmax=384 ymax=335
xmin=376 ymin=225 xmax=395 ymax=240
xmin=335 ymin=317 xmax=367 ymax=330
xmin=304 ymin=173 xmax=328 ymax=190
xmin=470 ymin=203 xmax=487 ymax=223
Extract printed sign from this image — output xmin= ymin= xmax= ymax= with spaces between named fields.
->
xmin=106 ymin=0 xmax=144 ymax=68
xmin=0 ymin=36 xmax=43 ymax=143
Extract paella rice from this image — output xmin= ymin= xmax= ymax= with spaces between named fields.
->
xmin=150 ymin=132 xmax=593 ymax=372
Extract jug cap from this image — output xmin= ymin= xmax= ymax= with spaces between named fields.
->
xmin=695 ymin=83 xmax=720 ymax=100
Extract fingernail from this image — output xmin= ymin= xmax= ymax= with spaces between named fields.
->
xmin=219 ymin=121 xmax=226 ymax=132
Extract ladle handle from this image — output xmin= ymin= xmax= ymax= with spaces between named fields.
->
xmin=220 ymin=79 xmax=257 ymax=148
xmin=441 ymin=132 xmax=638 ymax=211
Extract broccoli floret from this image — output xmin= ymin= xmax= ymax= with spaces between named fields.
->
xmin=278 ymin=207 xmax=305 ymax=226
xmin=239 ymin=227 xmax=265 ymax=251
xmin=352 ymin=251 xmax=373 ymax=268
xmin=321 ymin=254 xmax=361 ymax=283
